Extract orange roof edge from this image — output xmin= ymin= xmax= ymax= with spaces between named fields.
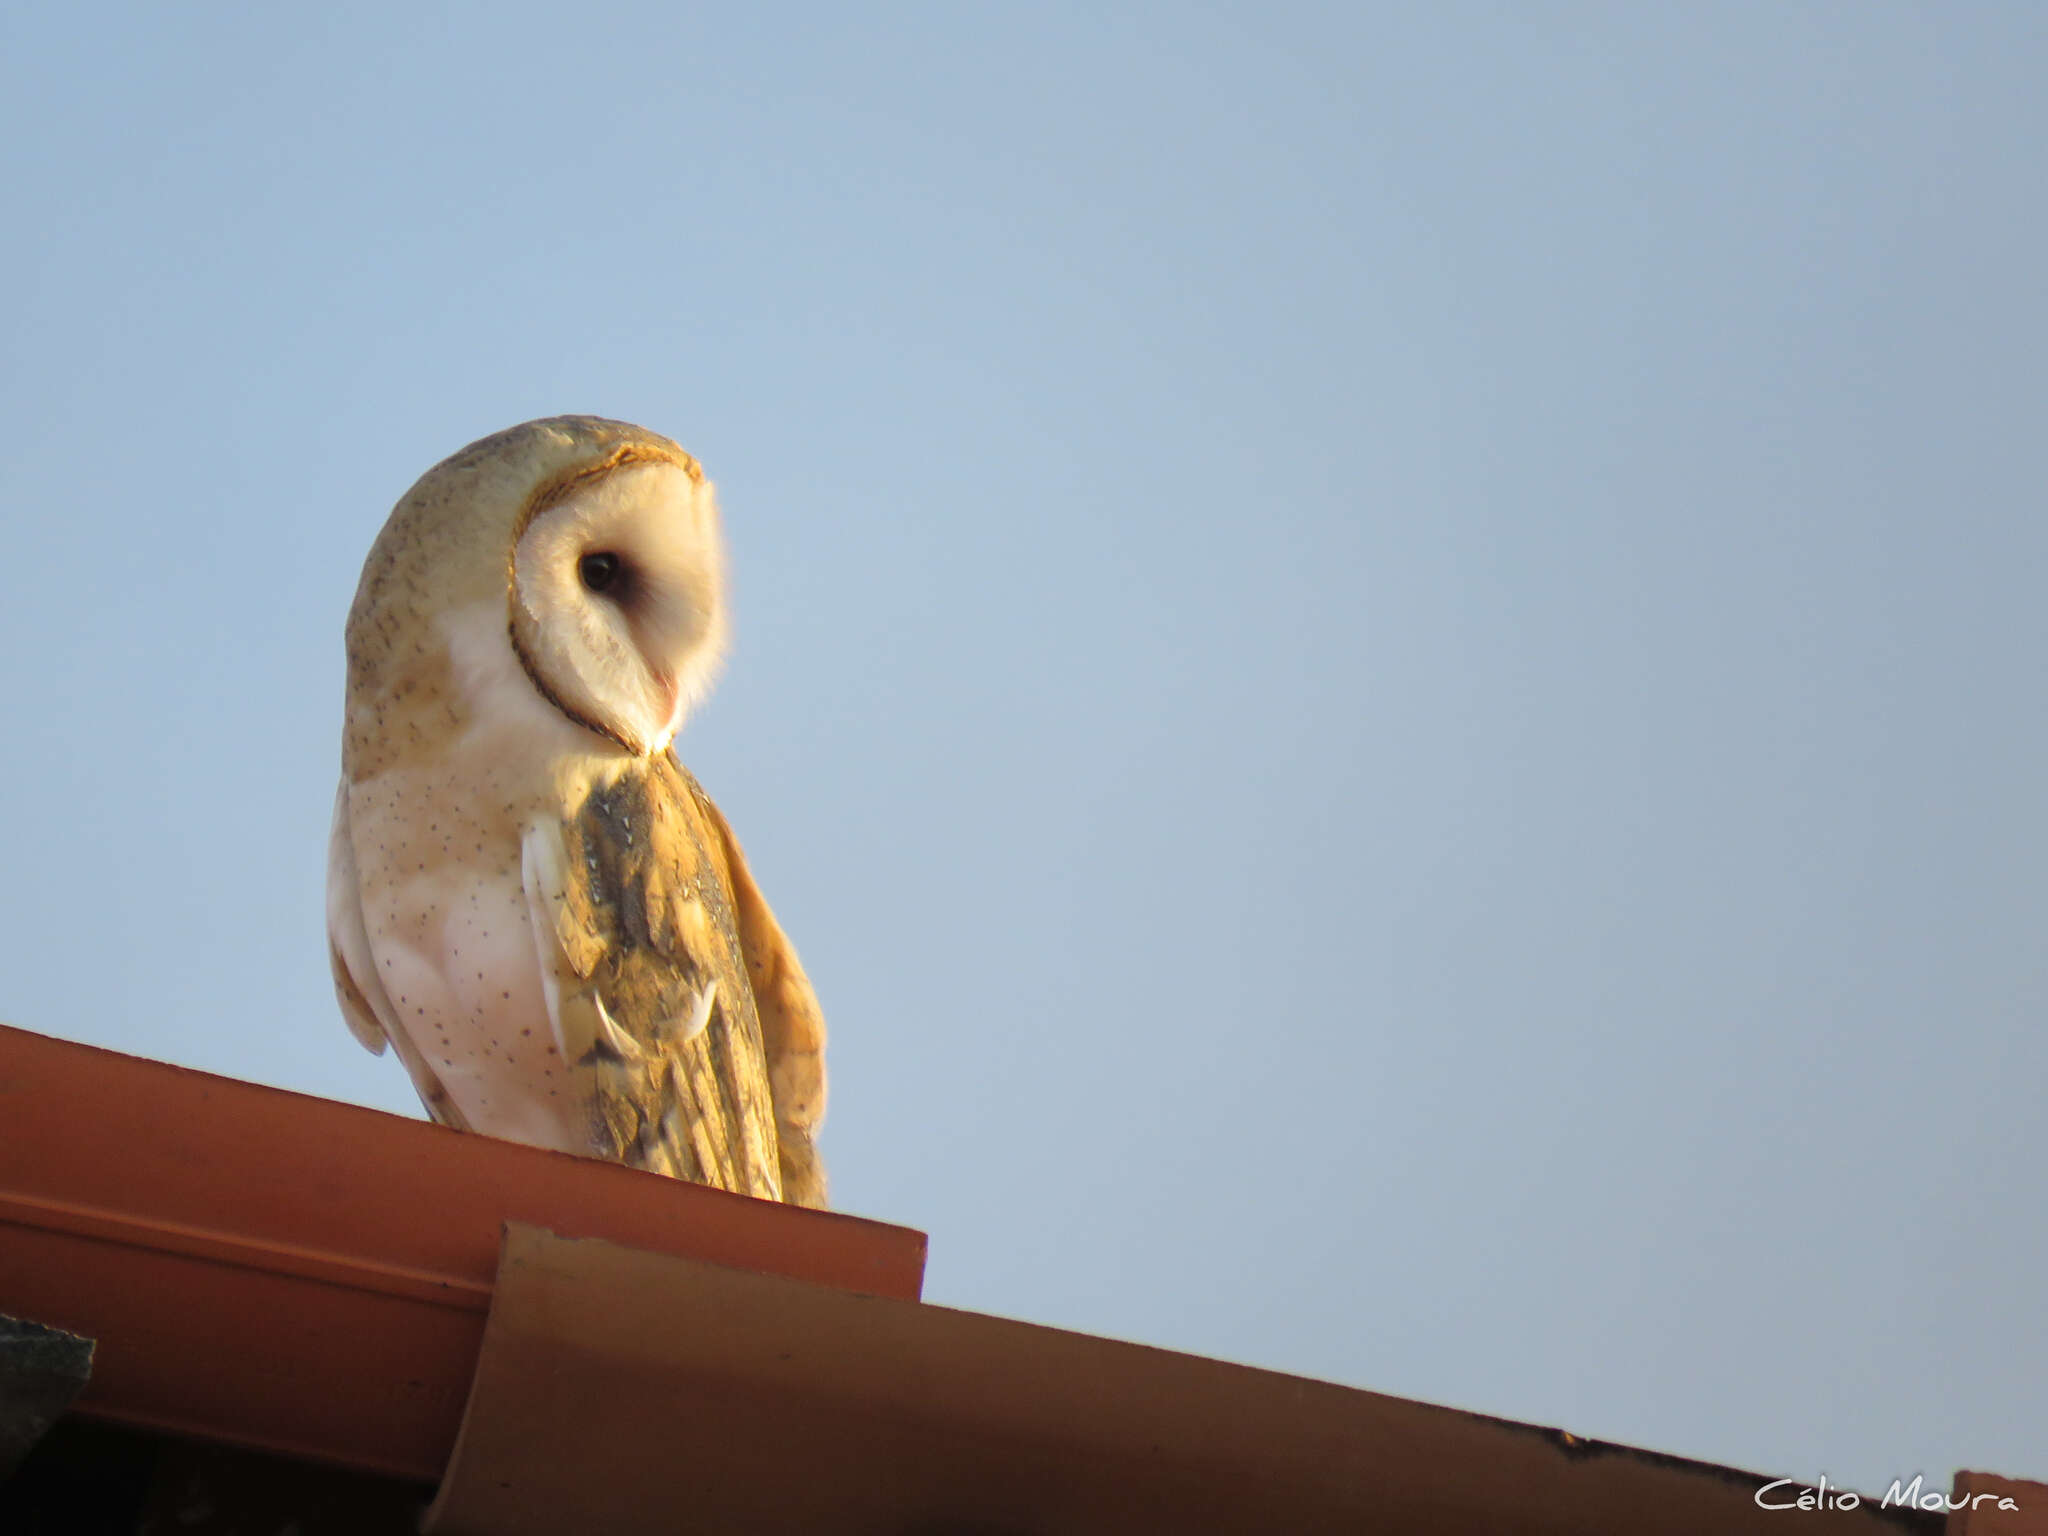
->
xmin=0 ymin=1022 xmax=925 ymax=1480
xmin=422 ymin=1225 xmax=2041 ymax=1536
xmin=2 ymin=1021 xmax=2036 ymax=1533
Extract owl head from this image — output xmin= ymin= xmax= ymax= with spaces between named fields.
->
xmin=346 ymin=416 xmax=728 ymax=761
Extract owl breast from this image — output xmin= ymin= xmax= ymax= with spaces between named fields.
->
xmin=340 ymin=598 xmax=615 ymax=1151
xmin=344 ymin=761 xmax=585 ymax=1152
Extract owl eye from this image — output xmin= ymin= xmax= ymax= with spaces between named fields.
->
xmin=579 ymin=552 xmax=623 ymax=593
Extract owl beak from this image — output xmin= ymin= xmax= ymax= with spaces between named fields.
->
xmin=650 ymin=668 xmax=688 ymax=751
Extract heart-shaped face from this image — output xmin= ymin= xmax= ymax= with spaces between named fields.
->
xmin=510 ymin=455 xmax=728 ymax=756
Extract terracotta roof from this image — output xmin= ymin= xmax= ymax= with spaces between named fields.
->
xmin=0 ymin=1023 xmax=2037 ymax=1534
xmin=0 ymin=1022 xmax=921 ymax=1478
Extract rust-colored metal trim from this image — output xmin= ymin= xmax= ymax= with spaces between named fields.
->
xmin=0 ymin=1023 xmax=925 ymax=1480
xmin=425 ymin=1224 xmax=1959 ymax=1536
xmin=1946 ymin=1474 xmax=2048 ymax=1535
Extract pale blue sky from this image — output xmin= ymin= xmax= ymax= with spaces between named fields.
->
xmin=2 ymin=1 xmax=2041 ymax=1494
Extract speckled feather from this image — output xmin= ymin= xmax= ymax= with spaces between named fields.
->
xmin=562 ymin=757 xmax=782 ymax=1198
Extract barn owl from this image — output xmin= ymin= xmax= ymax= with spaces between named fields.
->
xmin=326 ymin=416 xmax=827 ymax=1207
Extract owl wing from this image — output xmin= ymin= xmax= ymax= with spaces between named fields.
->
xmin=690 ymin=779 xmax=829 ymax=1209
xmin=521 ymin=755 xmax=788 ymax=1202
xmin=325 ymin=780 xmax=474 ymax=1131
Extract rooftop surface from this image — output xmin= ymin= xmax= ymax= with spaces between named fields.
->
xmin=0 ymin=1023 xmax=2036 ymax=1533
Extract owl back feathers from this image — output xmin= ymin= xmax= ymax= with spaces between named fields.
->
xmin=525 ymin=757 xmax=828 ymax=1207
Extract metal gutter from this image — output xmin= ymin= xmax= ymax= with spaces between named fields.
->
xmin=0 ymin=1022 xmax=925 ymax=1480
